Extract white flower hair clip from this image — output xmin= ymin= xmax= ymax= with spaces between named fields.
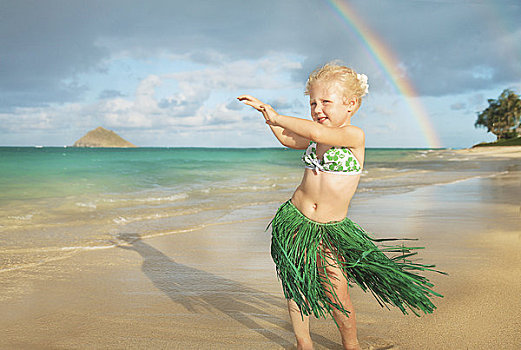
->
xmin=357 ymin=73 xmax=369 ymax=96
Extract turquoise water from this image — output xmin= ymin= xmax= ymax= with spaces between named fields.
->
xmin=0 ymin=146 xmax=504 ymax=272
xmin=0 ymin=146 xmax=439 ymax=201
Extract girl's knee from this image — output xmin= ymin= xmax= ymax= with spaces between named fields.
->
xmin=287 ymin=299 xmax=301 ymax=312
xmin=322 ymin=271 xmax=349 ymax=297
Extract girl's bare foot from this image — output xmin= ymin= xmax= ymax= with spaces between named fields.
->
xmin=296 ymin=337 xmax=313 ymax=350
xmin=343 ymin=341 xmax=361 ymax=350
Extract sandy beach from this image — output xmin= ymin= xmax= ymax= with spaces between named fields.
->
xmin=1 ymin=147 xmax=520 ymax=349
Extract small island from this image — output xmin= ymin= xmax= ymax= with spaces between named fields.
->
xmin=73 ymin=127 xmax=137 ymax=148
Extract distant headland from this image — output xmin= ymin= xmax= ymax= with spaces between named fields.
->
xmin=73 ymin=127 xmax=137 ymax=148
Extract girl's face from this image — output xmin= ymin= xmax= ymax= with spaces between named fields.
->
xmin=308 ymin=81 xmax=357 ymax=127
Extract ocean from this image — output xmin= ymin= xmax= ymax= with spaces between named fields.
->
xmin=0 ymin=146 xmax=508 ymax=273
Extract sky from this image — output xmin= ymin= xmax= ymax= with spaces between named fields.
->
xmin=1 ymin=0 xmax=520 ymax=148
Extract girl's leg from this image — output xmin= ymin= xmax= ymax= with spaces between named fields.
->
xmin=320 ymin=249 xmax=361 ymax=350
xmin=287 ymin=299 xmax=313 ymax=350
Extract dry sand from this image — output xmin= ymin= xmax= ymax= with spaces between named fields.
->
xmin=1 ymin=149 xmax=520 ymax=349
xmin=456 ymin=145 xmax=521 ymax=157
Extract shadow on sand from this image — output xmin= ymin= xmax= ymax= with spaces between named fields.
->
xmin=116 ymin=233 xmax=342 ymax=349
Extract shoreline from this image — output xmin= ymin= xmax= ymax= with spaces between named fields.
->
xmin=456 ymin=145 xmax=521 ymax=157
xmin=1 ymin=144 xmax=519 ymax=150
xmin=1 ymin=152 xmax=520 ymax=349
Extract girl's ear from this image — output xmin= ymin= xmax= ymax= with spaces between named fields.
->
xmin=343 ymin=96 xmax=358 ymax=108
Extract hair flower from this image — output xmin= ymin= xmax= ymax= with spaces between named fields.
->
xmin=357 ymin=73 xmax=369 ymax=96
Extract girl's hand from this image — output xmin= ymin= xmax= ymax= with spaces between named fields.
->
xmin=237 ymin=95 xmax=280 ymax=126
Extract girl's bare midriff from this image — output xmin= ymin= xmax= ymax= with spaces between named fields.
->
xmin=291 ymin=168 xmax=361 ymax=223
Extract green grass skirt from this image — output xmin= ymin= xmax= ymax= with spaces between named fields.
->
xmin=269 ymin=200 xmax=445 ymax=319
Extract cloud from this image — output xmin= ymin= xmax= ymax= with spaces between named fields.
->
xmin=99 ymin=90 xmax=126 ymax=99
xmin=0 ymin=56 xmax=300 ymax=139
xmin=319 ymin=1 xmax=521 ymax=96
xmin=450 ymin=102 xmax=466 ymax=111
xmin=370 ymin=122 xmax=399 ymax=136
xmin=166 ymin=56 xmax=302 ymax=92
xmin=0 ymin=103 xmax=83 ymax=133
xmin=225 ymin=99 xmax=244 ymax=111
xmin=2 ymin=0 xmax=519 ymax=112
xmin=0 ymin=1 xmax=110 ymax=109
xmin=203 ymin=103 xmax=243 ymax=127
xmin=268 ymin=98 xmax=304 ymax=111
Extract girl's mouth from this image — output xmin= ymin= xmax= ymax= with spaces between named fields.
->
xmin=317 ymin=117 xmax=327 ymax=123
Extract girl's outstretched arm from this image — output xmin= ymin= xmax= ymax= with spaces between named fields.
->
xmin=238 ymin=95 xmax=309 ymax=149
xmin=267 ymin=113 xmax=364 ymax=149
xmin=238 ymin=95 xmax=364 ymax=149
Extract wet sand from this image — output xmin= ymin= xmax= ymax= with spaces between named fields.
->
xmin=1 ymin=149 xmax=520 ymax=349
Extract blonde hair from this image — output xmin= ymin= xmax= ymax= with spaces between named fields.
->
xmin=305 ymin=61 xmax=368 ymax=103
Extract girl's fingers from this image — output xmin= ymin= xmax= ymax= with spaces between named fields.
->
xmin=259 ymin=106 xmax=268 ymax=119
xmin=240 ymin=101 xmax=265 ymax=112
xmin=237 ymin=96 xmax=274 ymax=121
xmin=240 ymin=100 xmax=260 ymax=109
xmin=237 ymin=95 xmax=260 ymax=103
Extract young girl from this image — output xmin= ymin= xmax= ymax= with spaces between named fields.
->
xmin=238 ymin=62 xmax=442 ymax=350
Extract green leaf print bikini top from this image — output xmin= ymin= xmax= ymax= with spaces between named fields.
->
xmin=302 ymin=141 xmax=362 ymax=175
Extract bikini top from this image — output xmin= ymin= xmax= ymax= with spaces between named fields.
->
xmin=302 ymin=141 xmax=362 ymax=175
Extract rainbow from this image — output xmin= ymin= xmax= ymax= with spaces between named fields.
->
xmin=326 ymin=0 xmax=443 ymax=148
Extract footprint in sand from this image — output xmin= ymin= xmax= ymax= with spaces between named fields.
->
xmin=361 ymin=336 xmax=398 ymax=350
